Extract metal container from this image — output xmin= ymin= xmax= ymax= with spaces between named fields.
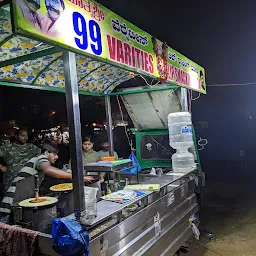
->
xmin=54 ymin=191 xmax=74 ymax=217
xmin=12 ymin=199 xmax=58 ymax=233
xmin=22 ymin=204 xmax=57 ymax=233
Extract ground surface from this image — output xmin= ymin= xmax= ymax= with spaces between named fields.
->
xmin=182 ymin=174 xmax=256 ymax=256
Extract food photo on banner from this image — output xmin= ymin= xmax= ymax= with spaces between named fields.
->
xmin=12 ymin=0 xmax=206 ymax=94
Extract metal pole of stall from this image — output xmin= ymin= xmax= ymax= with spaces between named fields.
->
xmin=181 ymin=88 xmax=188 ymax=112
xmin=105 ymin=95 xmax=114 ymax=156
xmin=63 ymin=51 xmax=85 ymax=220
xmin=105 ymin=95 xmax=119 ymax=187
xmin=181 ymin=88 xmax=204 ymax=219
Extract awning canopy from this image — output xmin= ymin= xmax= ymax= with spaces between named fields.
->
xmin=0 ymin=7 xmax=133 ymax=95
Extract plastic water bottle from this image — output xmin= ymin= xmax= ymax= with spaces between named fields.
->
xmin=168 ymin=112 xmax=195 ymax=172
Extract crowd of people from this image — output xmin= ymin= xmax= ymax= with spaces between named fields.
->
xmin=0 ymin=128 xmax=119 ymax=223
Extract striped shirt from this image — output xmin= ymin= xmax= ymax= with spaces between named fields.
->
xmin=0 ymin=155 xmax=49 ymax=217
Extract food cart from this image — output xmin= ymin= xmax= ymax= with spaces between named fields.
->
xmin=0 ymin=0 xmax=206 ymax=255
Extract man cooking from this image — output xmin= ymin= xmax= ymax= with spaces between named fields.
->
xmin=0 ymin=129 xmax=41 ymax=193
xmin=0 ymin=143 xmax=93 ymax=223
xmin=69 ymin=136 xmax=103 ymax=199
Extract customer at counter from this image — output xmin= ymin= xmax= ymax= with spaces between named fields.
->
xmin=0 ymin=143 xmax=93 ymax=222
xmin=69 ymin=136 xmax=103 ymax=199
xmin=98 ymin=140 xmax=119 ymax=160
xmin=0 ymin=129 xmax=41 ymax=193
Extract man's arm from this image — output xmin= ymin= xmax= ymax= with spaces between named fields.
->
xmin=40 ymin=162 xmax=94 ymax=182
xmin=40 ymin=162 xmax=72 ymax=179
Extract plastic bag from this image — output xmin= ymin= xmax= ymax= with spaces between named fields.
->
xmin=52 ymin=218 xmax=90 ymax=256
xmin=191 ymin=223 xmax=200 ymax=240
xmin=84 ymin=186 xmax=98 ymax=219
xmin=122 ymin=152 xmax=142 ymax=174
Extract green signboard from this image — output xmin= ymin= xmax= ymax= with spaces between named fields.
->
xmin=11 ymin=0 xmax=206 ymax=93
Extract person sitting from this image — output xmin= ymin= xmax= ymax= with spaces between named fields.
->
xmin=0 ymin=143 xmax=92 ymax=222
xmin=98 ymin=140 xmax=119 ymax=160
xmin=0 ymin=129 xmax=41 ymax=194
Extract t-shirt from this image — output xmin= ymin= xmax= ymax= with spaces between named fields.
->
xmin=69 ymin=150 xmax=101 ymax=176
xmin=0 ymin=143 xmax=41 ymax=190
xmin=98 ymin=150 xmax=118 ymax=160
xmin=0 ymin=155 xmax=49 ymax=217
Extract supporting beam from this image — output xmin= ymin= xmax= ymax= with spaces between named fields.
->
xmin=0 ymin=47 xmax=60 ymax=68
xmin=0 ymin=34 xmax=15 ymax=47
xmin=102 ymin=74 xmax=128 ymax=94
xmin=180 ymin=88 xmax=188 ymax=112
xmin=109 ymin=85 xmax=178 ymax=96
xmin=105 ymin=95 xmax=114 ymax=156
xmin=32 ymin=55 xmax=62 ymax=84
xmin=0 ymin=81 xmax=105 ymax=96
xmin=78 ymin=64 xmax=106 ymax=84
xmin=63 ymin=51 xmax=85 ymax=219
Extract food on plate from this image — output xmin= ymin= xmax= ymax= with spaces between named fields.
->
xmin=19 ymin=196 xmax=58 ymax=207
xmin=29 ymin=198 xmax=48 ymax=203
xmin=50 ymin=183 xmax=73 ymax=191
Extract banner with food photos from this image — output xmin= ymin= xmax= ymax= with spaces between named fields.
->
xmin=11 ymin=0 xmax=206 ymax=93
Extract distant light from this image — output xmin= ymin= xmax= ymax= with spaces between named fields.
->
xmin=116 ymin=121 xmax=128 ymax=127
xmin=94 ymin=128 xmax=101 ymax=131
xmin=49 ymin=110 xmax=56 ymax=116
xmin=92 ymin=123 xmax=96 ymax=127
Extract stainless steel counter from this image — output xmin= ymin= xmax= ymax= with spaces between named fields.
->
xmin=37 ymin=170 xmax=199 ymax=256
xmin=66 ymin=171 xmax=193 ymax=227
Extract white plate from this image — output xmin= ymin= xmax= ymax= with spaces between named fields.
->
xmin=19 ymin=197 xmax=58 ymax=208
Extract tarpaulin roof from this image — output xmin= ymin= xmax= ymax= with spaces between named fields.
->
xmin=0 ymin=7 xmax=134 ymax=95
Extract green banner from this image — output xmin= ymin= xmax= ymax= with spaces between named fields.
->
xmin=11 ymin=0 xmax=206 ymax=93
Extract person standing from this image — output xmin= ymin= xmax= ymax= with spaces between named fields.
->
xmin=98 ymin=140 xmax=119 ymax=160
xmin=69 ymin=136 xmax=103 ymax=198
xmin=0 ymin=129 xmax=41 ymax=192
